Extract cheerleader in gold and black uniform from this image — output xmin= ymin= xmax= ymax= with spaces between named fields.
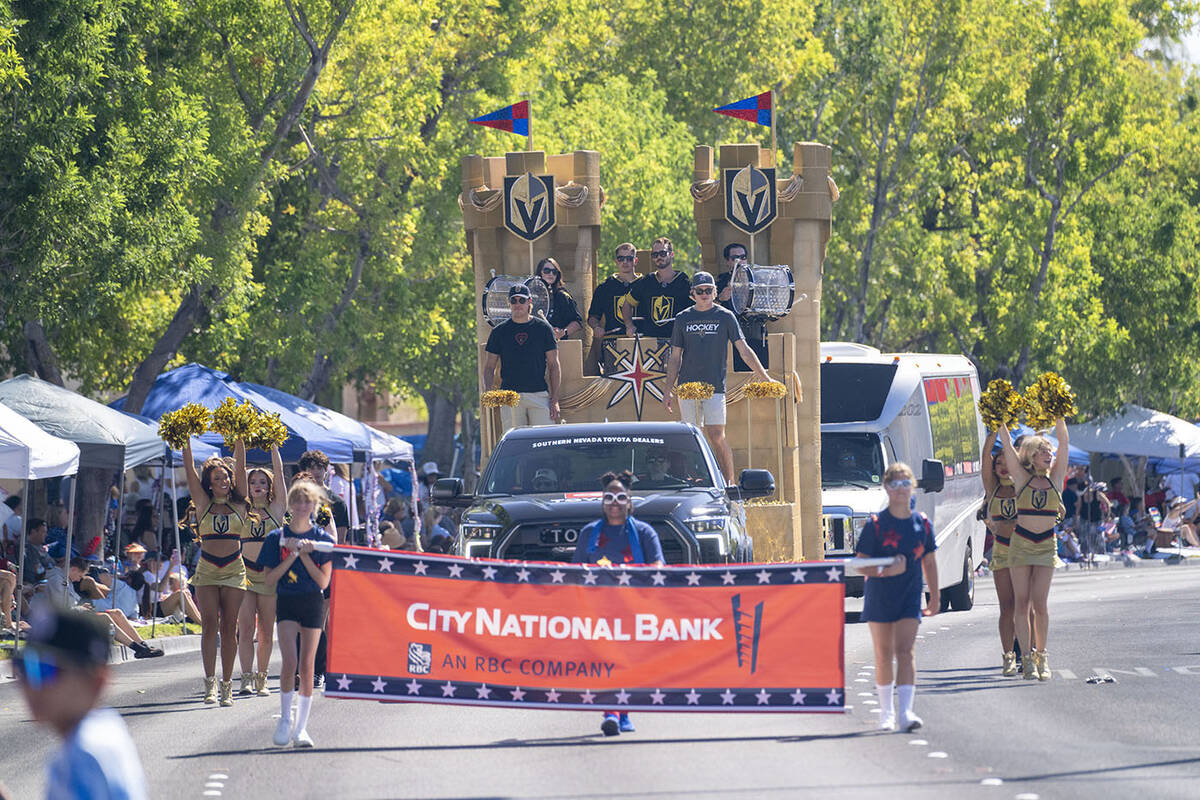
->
xmin=183 ymin=439 xmax=249 ymax=706
xmin=236 ymin=444 xmax=287 ymax=697
xmin=536 ymin=257 xmax=583 ymax=340
xmin=1000 ymin=420 xmax=1069 ymax=681
xmin=982 ymin=431 xmax=1021 ymax=676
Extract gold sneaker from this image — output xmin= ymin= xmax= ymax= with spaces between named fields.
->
xmin=1035 ymin=650 xmax=1051 ymax=681
xmin=203 ymin=676 xmax=218 ymax=704
xmin=238 ymin=674 xmax=255 ymax=695
xmin=255 ymin=671 xmax=270 ymax=697
xmin=1022 ymin=653 xmax=1037 ymax=680
xmin=219 ymin=679 xmax=234 ymax=707
xmin=1002 ymin=651 xmax=1017 ymax=677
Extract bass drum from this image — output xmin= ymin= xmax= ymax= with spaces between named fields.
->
xmin=730 ymin=263 xmax=795 ymax=319
xmin=481 ymin=275 xmax=551 ymax=327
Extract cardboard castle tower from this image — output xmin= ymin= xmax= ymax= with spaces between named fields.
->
xmin=459 ymin=142 xmax=835 ymax=560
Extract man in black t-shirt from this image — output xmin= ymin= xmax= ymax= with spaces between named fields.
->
xmin=588 ymin=242 xmax=639 ymax=373
xmin=622 ymin=236 xmax=691 ymax=339
xmin=482 ymin=283 xmax=561 ymax=431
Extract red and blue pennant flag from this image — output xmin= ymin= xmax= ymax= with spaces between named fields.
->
xmin=470 ymin=100 xmax=530 ymax=136
xmin=713 ymin=92 xmax=772 ymax=127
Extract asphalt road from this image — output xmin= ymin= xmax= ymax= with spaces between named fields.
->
xmin=0 ymin=565 xmax=1197 ymax=800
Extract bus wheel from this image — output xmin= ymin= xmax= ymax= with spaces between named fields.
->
xmin=943 ymin=546 xmax=975 ymax=611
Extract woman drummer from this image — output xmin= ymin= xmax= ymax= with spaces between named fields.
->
xmin=536 ymin=257 xmax=583 ymax=340
xmin=237 ymin=443 xmax=287 ymax=697
xmin=182 ymin=439 xmax=249 ymax=706
xmin=1000 ymin=419 xmax=1070 ymax=681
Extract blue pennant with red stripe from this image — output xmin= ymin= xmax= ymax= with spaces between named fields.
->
xmin=470 ymin=100 xmax=530 ymax=136
xmin=713 ymin=92 xmax=772 ymax=127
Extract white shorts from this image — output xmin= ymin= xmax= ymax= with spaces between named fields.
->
xmin=500 ymin=391 xmax=552 ymax=431
xmin=679 ymin=393 xmax=726 ymax=427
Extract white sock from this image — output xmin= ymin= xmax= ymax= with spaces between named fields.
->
xmin=279 ymin=690 xmax=294 ymax=724
xmin=897 ymin=684 xmax=915 ymax=719
xmin=294 ymin=694 xmax=313 ymax=734
xmin=876 ymin=683 xmax=894 ymax=718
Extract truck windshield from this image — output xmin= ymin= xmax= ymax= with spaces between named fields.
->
xmin=821 ymin=433 xmax=884 ymax=487
xmin=481 ymin=432 xmax=715 ymax=494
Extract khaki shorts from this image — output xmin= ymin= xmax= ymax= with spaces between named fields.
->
xmin=680 ymin=393 xmax=726 ymax=426
xmin=500 ymin=391 xmax=552 ymax=431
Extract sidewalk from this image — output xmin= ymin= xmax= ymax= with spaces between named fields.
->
xmin=1055 ymin=546 xmax=1200 ymax=572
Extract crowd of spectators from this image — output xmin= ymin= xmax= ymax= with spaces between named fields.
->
xmin=1054 ymin=465 xmax=1200 ymax=565
xmin=1 ymin=455 xmax=444 ymax=649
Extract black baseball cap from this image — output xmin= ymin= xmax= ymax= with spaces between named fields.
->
xmin=691 ymin=271 xmax=716 ymax=288
xmin=21 ymin=606 xmax=110 ymax=668
xmin=508 ymin=283 xmax=531 ymax=299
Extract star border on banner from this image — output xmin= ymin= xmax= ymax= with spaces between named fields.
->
xmin=650 ymin=689 xmax=666 ymax=705
xmin=755 ymin=569 xmax=772 ymax=584
xmin=825 ymin=689 xmax=842 ymax=705
xmin=685 ymin=689 xmax=701 ymax=705
xmin=336 ymin=674 xmax=352 ymax=690
xmin=515 ymin=567 xmax=531 ymax=582
xmin=371 ymin=676 xmax=387 ymax=693
xmin=790 ymin=689 xmax=807 ymax=705
xmin=721 ymin=571 xmax=736 ymax=585
xmin=651 ymin=571 xmax=666 ymax=585
xmin=549 ymin=569 xmax=565 ymax=583
xmin=686 ymin=572 xmax=702 ymax=586
xmin=481 ymin=566 xmax=497 ymax=580
xmin=447 ymin=563 xmax=464 ymax=578
xmin=342 ymin=553 xmax=359 ymax=569
xmin=510 ymin=687 xmax=526 ymax=701
xmin=413 ymin=561 xmax=428 ymax=575
xmin=615 ymin=689 xmax=631 ymax=705
xmin=406 ymin=679 xmax=422 ymax=695
xmin=378 ymin=558 xmax=393 ymax=573
xmin=720 ymin=688 xmax=736 ymax=705
xmin=580 ymin=689 xmax=596 ymax=704
xmin=755 ymin=689 xmax=771 ymax=705
xmin=441 ymin=681 xmax=457 ymax=697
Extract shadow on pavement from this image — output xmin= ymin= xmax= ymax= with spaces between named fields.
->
xmin=170 ymin=729 xmax=874 ymax=759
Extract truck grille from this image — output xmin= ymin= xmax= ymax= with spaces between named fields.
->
xmin=497 ymin=521 xmax=694 ymax=564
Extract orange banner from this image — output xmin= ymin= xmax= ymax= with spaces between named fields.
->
xmin=326 ymin=548 xmax=845 ymax=712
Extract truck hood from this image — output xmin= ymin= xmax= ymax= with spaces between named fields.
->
xmin=467 ymin=490 xmax=717 ymax=524
xmin=821 ymin=485 xmax=887 ymax=515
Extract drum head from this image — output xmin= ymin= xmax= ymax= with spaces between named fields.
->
xmin=731 ymin=263 xmax=794 ymax=318
xmin=482 ymin=275 xmax=551 ymax=326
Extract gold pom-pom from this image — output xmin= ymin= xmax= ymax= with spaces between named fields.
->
xmin=481 ymin=390 xmax=520 ymax=408
xmin=209 ymin=397 xmax=258 ymax=443
xmin=246 ymin=411 xmax=288 ymax=451
xmin=158 ymin=403 xmax=211 ymax=450
xmin=1022 ymin=372 xmax=1077 ymax=430
xmin=979 ymin=379 xmax=1022 ymax=431
xmin=676 ymin=382 xmax=715 ymax=400
xmin=744 ymin=380 xmax=787 ymax=399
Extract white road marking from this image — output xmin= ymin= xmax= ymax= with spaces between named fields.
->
xmin=862 ymin=700 xmax=878 ymax=705
xmin=981 ymin=777 xmax=1003 ymax=786
xmin=857 ymin=692 xmax=874 ymax=697
xmin=203 ymin=793 xmax=222 ymax=798
xmin=908 ymin=739 xmax=928 ymax=746
xmin=207 ymin=774 xmax=228 ymax=780
xmin=205 ymin=783 xmax=225 ymax=789
xmin=928 ymin=751 xmax=948 ymax=758
xmin=1014 ymin=793 xmax=1039 ymax=799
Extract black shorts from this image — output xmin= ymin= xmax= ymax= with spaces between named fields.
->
xmin=276 ymin=592 xmax=327 ymax=629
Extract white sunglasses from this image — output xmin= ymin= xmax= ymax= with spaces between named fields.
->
xmin=603 ymin=491 xmax=629 ymax=503
xmin=885 ymin=479 xmax=913 ymax=490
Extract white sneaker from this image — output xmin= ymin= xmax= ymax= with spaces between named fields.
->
xmin=293 ymin=728 xmax=314 ymax=748
xmin=901 ymin=711 xmax=923 ymax=732
xmin=273 ymin=716 xmax=292 ymax=746
xmin=878 ymin=713 xmax=896 ymax=731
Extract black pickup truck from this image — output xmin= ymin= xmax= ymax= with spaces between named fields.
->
xmin=434 ymin=422 xmax=775 ymax=564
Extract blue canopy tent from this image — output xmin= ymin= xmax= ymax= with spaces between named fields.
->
xmin=111 ymin=364 xmax=360 ymax=464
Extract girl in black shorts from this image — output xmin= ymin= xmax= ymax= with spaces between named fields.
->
xmin=259 ymin=481 xmax=335 ymax=748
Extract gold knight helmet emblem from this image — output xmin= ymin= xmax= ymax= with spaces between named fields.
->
xmin=651 ymin=295 xmax=673 ymax=324
xmin=724 ymin=165 xmax=777 ymax=235
xmin=503 ymin=171 xmax=556 ymax=241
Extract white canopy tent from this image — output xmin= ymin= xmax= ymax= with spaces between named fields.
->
xmin=0 ymin=402 xmax=81 ymax=641
xmin=1067 ymin=404 xmax=1200 ymax=460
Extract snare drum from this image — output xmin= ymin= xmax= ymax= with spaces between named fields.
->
xmin=730 ymin=263 xmax=795 ymax=319
xmin=481 ymin=275 xmax=551 ymax=326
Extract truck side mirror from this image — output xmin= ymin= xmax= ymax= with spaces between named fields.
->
xmin=918 ymin=459 xmax=945 ymax=493
xmin=728 ymin=468 xmax=775 ymax=500
xmin=433 ymin=477 xmax=465 ymax=501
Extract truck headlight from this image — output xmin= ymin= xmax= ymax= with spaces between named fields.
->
xmin=461 ymin=524 xmax=501 ymax=540
xmin=687 ymin=516 xmax=728 ymax=533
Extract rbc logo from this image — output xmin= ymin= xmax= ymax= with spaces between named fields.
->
xmin=407 ymin=642 xmax=432 ymax=675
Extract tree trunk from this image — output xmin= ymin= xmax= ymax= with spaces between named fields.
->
xmin=22 ymin=320 xmax=64 ymax=385
xmin=123 ymin=286 xmax=207 ymax=414
xmin=460 ymin=404 xmax=478 ymax=492
xmin=73 ymin=467 xmax=114 ymax=558
xmin=419 ymin=390 xmax=458 ymax=474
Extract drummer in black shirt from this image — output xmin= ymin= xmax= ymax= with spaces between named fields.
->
xmin=715 ymin=242 xmax=769 ymax=370
xmin=536 ymin=257 xmax=583 ymax=341
xmin=587 ymin=242 xmax=639 ymax=373
xmin=622 ymin=236 xmax=691 ymax=340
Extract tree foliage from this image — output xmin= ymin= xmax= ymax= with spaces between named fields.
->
xmin=0 ymin=0 xmax=1197 ymax=454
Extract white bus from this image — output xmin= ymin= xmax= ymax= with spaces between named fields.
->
xmin=820 ymin=342 xmax=986 ymax=610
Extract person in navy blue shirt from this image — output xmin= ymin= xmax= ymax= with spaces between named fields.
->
xmin=259 ymin=481 xmax=335 ymax=748
xmin=573 ymin=470 xmax=663 ymax=736
xmin=854 ymin=462 xmax=939 ymax=733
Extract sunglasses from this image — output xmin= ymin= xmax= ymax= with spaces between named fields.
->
xmin=885 ymin=479 xmax=914 ymax=490
xmin=728 ymin=253 xmax=746 ymax=260
xmin=509 ymin=296 xmax=529 ymax=304
xmin=648 ymin=455 xmax=667 ymax=463
xmin=14 ymin=649 xmax=61 ymax=689
xmin=616 ymin=255 xmax=636 ymax=262
xmin=603 ymin=491 xmax=630 ymax=504
xmin=650 ymin=250 xmax=670 ymax=258
xmin=540 ymin=267 xmax=559 ymax=274
xmin=693 ymin=287 xmax=715 ymax=295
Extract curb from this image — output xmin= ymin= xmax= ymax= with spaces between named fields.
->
xmin=110 ymin=631 xmax=203 ymax=665
xmin=1055 ymin=554 xmax=1200 ymax=572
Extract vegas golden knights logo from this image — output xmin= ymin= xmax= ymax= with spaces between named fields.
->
xmin=651 ymin=295 xmax=674 ymax=324
xmin=999 ymin=498 xmax=1017 ymax=519
xmin=503 ymin=172 xmax=556 ymax=241
xmin=1031 ymin=490 xmax=1048 ymax=510
xmin=723 ymin=165 xmax=777 ymax=235
xmin=213 ymin=514 xmax=229 ymax=534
